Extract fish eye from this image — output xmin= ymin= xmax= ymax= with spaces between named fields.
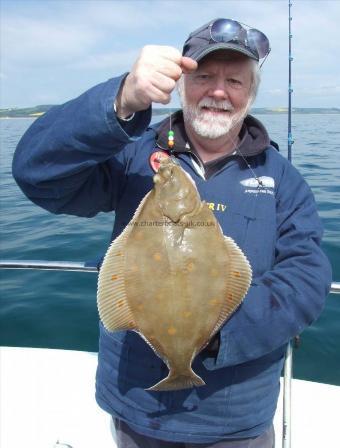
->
xmin=161 ymin=167 xmax=172 ymax=179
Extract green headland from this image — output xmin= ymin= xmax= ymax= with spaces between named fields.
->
xmin=1 ymin=105 xmax=339 ymax=118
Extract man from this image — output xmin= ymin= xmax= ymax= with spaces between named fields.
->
xmin=13 ymin=18 xmax=331 ymax=448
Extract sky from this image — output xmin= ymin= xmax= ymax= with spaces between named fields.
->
xmin=1 ymin=0 xmax=339 ymax=109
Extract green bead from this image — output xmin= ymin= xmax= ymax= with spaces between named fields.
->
xmin=168 ymin=130 xmax=174 ymax=136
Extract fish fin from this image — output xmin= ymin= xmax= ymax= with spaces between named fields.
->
xmin=147 ymin=369 xmax=205 ymax=391
xmin=211 ymin=237 xmax=252 ymax=336
xmin=97 ymin=230 xmax=135 ymax=331
xmin=97 ymin=192 xmax=153 ymax=331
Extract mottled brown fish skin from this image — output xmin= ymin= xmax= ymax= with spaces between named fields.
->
xmin=97 ymin=158 xmax=252 ymax=391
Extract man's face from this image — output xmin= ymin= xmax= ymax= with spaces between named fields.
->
xmin=179 ymin=51 xmax=254 ymax=139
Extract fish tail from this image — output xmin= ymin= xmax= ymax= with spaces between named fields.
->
xmin=147 ymin=369 xmax=205 ymax=391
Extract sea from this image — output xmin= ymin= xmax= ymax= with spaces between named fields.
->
xmin=0 ymin=113 xmax=339 ymax=386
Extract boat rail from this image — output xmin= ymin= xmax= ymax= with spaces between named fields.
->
xmin=0 ymin=260 xmax=339 ymax=294
xmin=0 ymin=259 xmax=98 ymax=272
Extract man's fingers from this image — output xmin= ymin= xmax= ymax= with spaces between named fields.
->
xmin=119 ymin=46 xmax=196 ymax=113
xmin=157 ymin=61 xmax=183 ymax=81
xmin=147 ymin=84 xmax=171 ymax=105
xmin=180 ymin=56 xmax=198 ymax=74
xmin=160 ymin=46 xmax=184 ymax=65
xmin=152 ymin=71 xmax=177 ymax=94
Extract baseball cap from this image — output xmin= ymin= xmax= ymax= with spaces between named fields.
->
xmin=182 ymin=18 xmax=270 ymax=63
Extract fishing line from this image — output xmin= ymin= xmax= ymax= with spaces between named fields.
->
xmin=235 ymin=146 xmax=264 ymax=188
xmin=168 ymin=112 xmax=175 ymax=153
xmin=222 ymin=119 xmax=265 ymax=189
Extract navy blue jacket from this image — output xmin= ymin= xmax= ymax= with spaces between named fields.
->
xmin=12 ymin=75 xmax=332 ymax=443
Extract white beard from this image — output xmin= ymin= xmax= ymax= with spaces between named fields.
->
xmin=180 ymin=94 xmax=252 ymax=140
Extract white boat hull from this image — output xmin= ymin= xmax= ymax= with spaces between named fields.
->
xmin=1 ymin=347 xmax=339 ymax=447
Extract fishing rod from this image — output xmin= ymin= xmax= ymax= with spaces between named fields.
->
xmin=288 ymin=0 xmax=294 ymax=162
xmin=283 ymin=3 xmax=294 ymax=447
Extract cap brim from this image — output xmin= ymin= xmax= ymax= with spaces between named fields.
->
xmin=191 ymin=42 xmax=258 ymax=62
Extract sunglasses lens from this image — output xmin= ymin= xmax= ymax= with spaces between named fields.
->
xmin=247 ymin=29 xmax=270 ymax=58
xmin=211 ymin=19 xmax=242 ymax=43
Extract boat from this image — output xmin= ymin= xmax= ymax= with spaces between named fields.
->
xmin=1 ymin=343 xmax=340 ymax=448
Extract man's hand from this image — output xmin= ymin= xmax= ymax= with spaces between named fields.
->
xmin=115 ymin=45 xmax=197 ymax=119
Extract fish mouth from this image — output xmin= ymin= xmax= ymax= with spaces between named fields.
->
xmin=154 ymin=161 xmax=174 ymax=185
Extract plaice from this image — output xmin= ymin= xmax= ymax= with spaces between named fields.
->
xmin=97 ymin=157 xmax=252 ymax=391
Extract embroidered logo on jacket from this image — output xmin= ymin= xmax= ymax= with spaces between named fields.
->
xmin=240 ymin=176 xmax=275 ymax=195
xmin=206 ymin=202 xmax=227 ymax=212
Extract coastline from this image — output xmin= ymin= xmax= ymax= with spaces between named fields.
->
xmin=1 ymin=110 xmax=340 ymax=119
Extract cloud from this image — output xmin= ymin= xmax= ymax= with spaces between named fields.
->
xmin=72 ymin=49 xmax=140 ymax=72
xmin=1 ymin=0 xmax=340 ymax=108
xmin=298 ymin=85 xmax=340 ymax=97
xmin=266 ymin=89 xmax=284 ymax=96
xmin=2 ymin=16 xmax=98 ymax=67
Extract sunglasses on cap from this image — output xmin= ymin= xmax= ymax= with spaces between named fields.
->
xmin=209 ymin=18 xmax=271 ymax=61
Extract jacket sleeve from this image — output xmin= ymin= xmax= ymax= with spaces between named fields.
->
xmin=210 ymin=161 xmax=332 ymax=369
xmin=12 ymin=75 xmax=151 ymax=217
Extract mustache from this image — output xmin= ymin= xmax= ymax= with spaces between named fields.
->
xmin=198 ymin=98 xmax=234 ymax=112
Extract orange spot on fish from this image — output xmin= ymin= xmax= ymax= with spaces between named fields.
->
xmin=167 ymin=326 xmax=177 ymax=335
xmin=116 ymin=300 xmax=124 ymax=308
xmin=153 ymin=252 xmax=162 ymax=261
xmin=209 ymin=298 xmax=219 ymax=306
xmin=228 ymin=293 xmax=233 ymax=300
xmin=186 ymin=262 xmax=195 ymax=272
xmin=232 ymin=271 xmax=241 ymax=278
xmin=111 ymin=274 xmax=118 ymax=280
xmin=116 ymin=252 xmax=122 ymax=256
